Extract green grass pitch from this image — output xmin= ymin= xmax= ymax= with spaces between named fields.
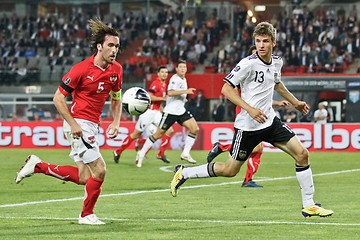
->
xmin=0 ymin=149 xmax=359 ymax=240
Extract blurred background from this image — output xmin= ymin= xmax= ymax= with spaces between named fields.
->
xmin=0 ymin=0 xmax=359 ymax=123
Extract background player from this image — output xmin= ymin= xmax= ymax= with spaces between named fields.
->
xmin=136 ymin=60 xmax=199 ymax=167
xmin=113 ymin=65 xmax=174 ymax=164
xmin=15 ymin=18 xmax=123 ymax=225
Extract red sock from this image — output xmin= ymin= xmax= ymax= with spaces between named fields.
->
xmin=34 ymin=162 xmax=79 ymax=184
xmin=244 ymin=151 xmax=262 ymax=182
xmin=115 ymin=135 xmax=134 ymax=155
xmin=81 ymin=177 xmax=104 ymax=217
xmin=158 ymin=135 xmax=170 ymax=156
xmin=135 ymin=138 xmax=146 ymax=151
xmin=220 ymin=143 xmax=231 ymax=152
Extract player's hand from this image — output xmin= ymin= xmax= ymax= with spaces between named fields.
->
xmin=187 ymin=88 xmax=196 ymax=95
xmin=71 ymin=123 xmax=83 ymax=139
xmin=106 ymin=124 xmax=118 ymax=139
xmin=294 ymin=101 xmax=310 ymax=115
xmin=248 ymin=107 xmax=268 ymax=124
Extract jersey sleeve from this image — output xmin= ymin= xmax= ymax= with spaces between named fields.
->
xmin=167 ymin=76 xmax=178 ymax=91
xmin=274 ymin=57 xmax=283 ymax=84
xmin=148 ymin=81 xmax=157 ymax=94
xmin=113 ymin=64 xmax=123 ymax=92
xmin=58 ymin=64 xmax=83 ymax=96
xmin=224 ymin=59 xmax=252 ymax=88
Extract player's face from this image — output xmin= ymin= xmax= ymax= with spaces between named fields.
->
xmin=176 ymin=63 xmax=187 ymax=78
xmin=158 ymin=68 xmax=168 ymax=81
xmin=255 ymin=35 xmax=276 ymax=63
xmin=98 ymin=35 xmax=120 ymax=64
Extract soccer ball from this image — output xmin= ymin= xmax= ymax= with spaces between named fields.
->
xmin=122 ymin=87 xmax=151 ymax=116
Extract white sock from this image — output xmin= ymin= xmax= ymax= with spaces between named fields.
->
xmin=181 ymin=134 xmax=196 ymax=156
xmin=182 ymin=163 xmax=215 ymax=179
xmin=296 ymin=166 xmax=315 ymax=208
xmin=137 ymin=138 xmax=154 ymax=164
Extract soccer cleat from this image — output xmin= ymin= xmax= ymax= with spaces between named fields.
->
xmin=113 ymin=150 xmax=120 ymax=163
xmin=78 ymin=214 xmax=105 ymax=225
xmin=157 ymin=155 xmax=170 ymax=163
xmin=15 ymin=155 xmax=42 ymax=184
xmin=241 ymin=181 xmax=263 ymax=188
xmin=180 ymin=154 xmax=197 ymax=164
xmin=136 ymin=153 xmax=142 ymax=168
xmin=170 ymin=165 xmax=187 ymax=197
xmin=301 ymin=205 xmax=334 ymax=218
xmin=207 ymin=142 xmax=223 ymax=163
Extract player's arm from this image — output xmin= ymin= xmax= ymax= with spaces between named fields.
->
xmin=222 ymin=82 xmax=267 ymax=123
xmin=148 ymin=92 xmax=166 ymax=102
xmin=53 ymin=89 xmax=82 ymax=138
xmin=273 ymin=100 xmax=290 ymax=106
xmin=168 ymin=88 xmax=196 ymax=96
xmin=107 ymin=90 xmax=122 ymax=139
xmin=274 ymin=82 xmax=309 ymax=115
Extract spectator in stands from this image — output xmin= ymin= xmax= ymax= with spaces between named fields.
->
xmin=282 ymin=106 xmax=298 ymax=123
xmin=188 ymin=89 xmax=207 ymax=121
xmin=212 ymin=97 xmax=225 ymax=122
xmin=314 ymin=102 xmax=328 ymax=124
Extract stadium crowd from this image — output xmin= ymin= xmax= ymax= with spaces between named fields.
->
xmin=0 ymin=3 xmax=358 ymax=86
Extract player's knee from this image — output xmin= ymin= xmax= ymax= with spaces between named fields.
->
xmin=297 ymin=148 xmax=309 ymax=165
xmin=189 ymin=125 xmax=199 ymax=135
xmin=166 ymin=127 xmax=174 ymax=136
xmin=78 ymin=173 xmax=90 ymax=185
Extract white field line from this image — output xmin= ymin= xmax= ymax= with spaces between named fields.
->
xmin=0 ymin=216 xmax=359 ymax=227
xmin=1 ymin=168 xmax=359 ymax=209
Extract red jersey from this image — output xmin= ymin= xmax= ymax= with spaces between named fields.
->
xmin=58 ymin=54 xmax=123 ymax=124
xmin=148 ymin=77 xmax=167 ymax=110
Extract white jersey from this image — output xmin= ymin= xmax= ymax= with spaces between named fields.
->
xmin=224 ymin=53 xmax=283 ymax=131
xmin=163 ymin=73 xmax=188 ymax=115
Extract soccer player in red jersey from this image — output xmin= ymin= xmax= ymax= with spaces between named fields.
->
xmin=113 ymin=65 xmax=174 ymax=165
xmin=15 ymin=18 xmax=123 ymax=225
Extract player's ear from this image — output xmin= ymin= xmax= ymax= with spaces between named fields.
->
xmin=273 ymin=41 xmax=276 ymax=48
xmin=97 ymin=43 xmax=102 ymax=51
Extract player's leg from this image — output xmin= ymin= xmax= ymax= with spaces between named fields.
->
xmin=179 ymin=112 xmax=199 ymax=163
xmin=137 ymin=112 xmax=177 ymax=167
xmin=156 ymin=126 xmax=174 ymax=163
xmin=207 ymin=142 xmax=232 ymax=163
xmin=79 ymin=155 xmax=106 ymax=224
xmin=272 ymin=118 xmax=333 ymax=217
xmin=171 ymin=128 xmax=255 ymax=197
xmin=136 ymin=127 xmax=166 ymax=167
xmin=15 ymin=155 xmax=82 ymax=184
xmin=113 ymin=117 xmax=146 ymax=163
xmin=171 ymin=154 xmax=245 ymax=197
xmin=242 ymin=142 xmax=263 ymax=188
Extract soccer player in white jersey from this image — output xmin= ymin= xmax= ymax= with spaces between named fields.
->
xmin=136 ymin=60 xmax=199 ymax=167
xmin=170 ymin=22 xmax=333 ymax=218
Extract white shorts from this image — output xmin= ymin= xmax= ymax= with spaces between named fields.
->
xmin=135 ymin=109 xmax=162 ymax=133
xmin=63 ymin=118 xmax=102 ymax=164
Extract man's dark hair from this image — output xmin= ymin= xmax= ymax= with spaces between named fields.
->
xmin=177 ymin=59 xmax=187 ymax=66
xmin=88 ymin=18 xmax=120 ymax=51
xmin=158 ymin=65 xmax=168 ymax=72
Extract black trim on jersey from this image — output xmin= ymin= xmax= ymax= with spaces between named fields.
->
xmin=60 ymin=82 xmax=74 ymax=94
xmin=148 ymin=89 xmax=155 ymax=94
xmin=256 ymin=52 xmax=272 ymax=65
xmin=81 ymin=137 xmax=93 ymax=149
xmin=223 ymin=79 xmax=236 ymax=88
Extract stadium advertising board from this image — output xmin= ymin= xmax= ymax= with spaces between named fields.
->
xmin=0 ymin=122 xmax=359 ymax=152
